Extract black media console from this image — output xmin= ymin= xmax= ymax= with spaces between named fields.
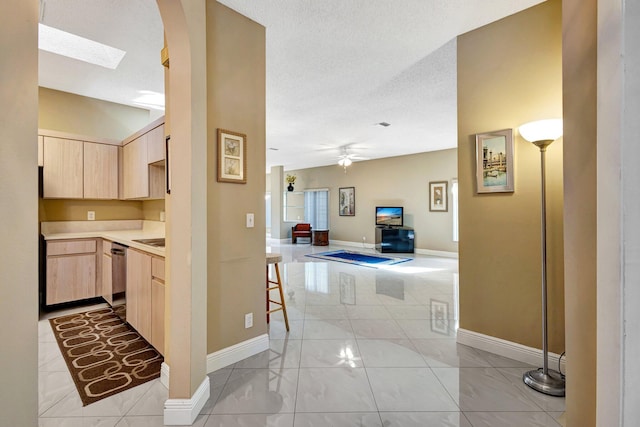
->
xmin=375 ymin=226 xmax=415 ymax=253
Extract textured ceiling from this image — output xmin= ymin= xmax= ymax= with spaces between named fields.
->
xmin=38 ymin=0 xmax=544 ymax=171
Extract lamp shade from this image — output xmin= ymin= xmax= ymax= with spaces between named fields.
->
xmin=519 ymin=119 xmax=563 ymax=143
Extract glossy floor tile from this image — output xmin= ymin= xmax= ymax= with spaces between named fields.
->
xmin=38 ymin=241 xmax=564 ymax=426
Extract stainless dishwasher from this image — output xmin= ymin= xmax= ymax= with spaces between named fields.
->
xmin=111 ymin=242 xmax=127 ymax=322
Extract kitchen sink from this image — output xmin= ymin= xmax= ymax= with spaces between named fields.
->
xmin=132 ymin=238 xmax=165 ymax=248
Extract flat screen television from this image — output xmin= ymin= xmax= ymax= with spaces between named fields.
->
xmin=375 ymin=206 xmax=403 ymax=227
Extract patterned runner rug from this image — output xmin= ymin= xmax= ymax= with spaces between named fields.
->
xmin=306 ymin=250 xmax=411 ymax=268
xmin=49 ymin=307 xmax=163 ymax=406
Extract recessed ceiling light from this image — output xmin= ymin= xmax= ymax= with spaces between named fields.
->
xmin=377 ymin=122 xmax=391 ymax=127
xmin=38 ymin=23 xmax=126 ymax=70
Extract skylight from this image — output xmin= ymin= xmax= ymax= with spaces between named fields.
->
xmin=38 ymin=23 xmax=126 ymax=70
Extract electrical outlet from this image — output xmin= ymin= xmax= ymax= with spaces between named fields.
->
xmin=244 ymin=312 xmax=253 ymax=328
xmin=362 ymin=236 xmax=366 ymax=242
xmin=246 ymin=213 xmax=254 ymax=228
xmin=87 ymin=211 xmax=95 ymax=221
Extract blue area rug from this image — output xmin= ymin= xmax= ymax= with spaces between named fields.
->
xmin=306 ymin=250 xmax=411 ymax=268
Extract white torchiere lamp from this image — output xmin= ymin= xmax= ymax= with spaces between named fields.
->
xmin=519 ymin=118 xmax=565 ymax=397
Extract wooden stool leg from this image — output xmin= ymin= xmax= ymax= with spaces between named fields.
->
xmin=274 ymin=263 xmax=290 ymax=331
xmin=266 ymin=265 xmax=270 ymax=324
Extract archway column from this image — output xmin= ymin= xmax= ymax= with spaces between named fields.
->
xmin=156 ymin=0 xmax=209 ymax=424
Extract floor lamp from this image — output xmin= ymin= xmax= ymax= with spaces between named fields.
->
xmin=519 ymin=118 xmax=566 ymax=397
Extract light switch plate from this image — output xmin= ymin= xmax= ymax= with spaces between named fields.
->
xmin=246 ymin=213 xmax=254 ymax=228
xmin=87 ymin=211 xmax=95 ymax=221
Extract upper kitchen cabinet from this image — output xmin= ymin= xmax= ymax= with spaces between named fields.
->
xmin=123 ymin=134 xmax=149 ymax=199
xmin=84 ymin=143 xmax=118 ymax=199
xmin=38 ymin=136 xmax=44 ymax=167
xmin=43 ymin=137 xmax=84 ymax=198
xmin=122 ymin=117 xmax=165 ymax=200
xmin=147 ymin=124 xmax=165 ymax=164
xmin=41 ymin=131 xmax=120 ymax=199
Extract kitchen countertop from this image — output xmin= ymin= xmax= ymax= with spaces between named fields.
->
xmin=41 ymin=220 xmax=166 ymax=257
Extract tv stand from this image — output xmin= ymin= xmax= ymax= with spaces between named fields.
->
xmin=375 ymin=227 xmax=415 ymax=253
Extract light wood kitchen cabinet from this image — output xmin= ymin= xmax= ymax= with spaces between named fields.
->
xmin=126 ymin=248 xmax=152 ymax=343
xmin=127 ymin=248 xmax=165 ymax=354
xmin=84 ymin=143 xmax=118 ymax=199
xmin=38 ymin=135 xmax=44 ymax=167
xmin=43 ymin=137 xmax=84 ymax=199
xmin=46 ymin=239 xmax=97 ymax=305
xmin=42 ymin=133 xmax=119 ymax=199
xmin=122 ymin=117 xmax=165 ymax=200
xmin=101 ymin=240 xmax=113 ymax=306
xmin=151 ymin=256 xmax=165 ymax=354
xmin=123 ymin=135 xmax=149 ymax=199
xmin=146 ymin=124 xmax=165 ymax=164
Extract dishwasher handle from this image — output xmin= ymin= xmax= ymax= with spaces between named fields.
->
xmin=111 ymin=248 xmax=126 ymax=256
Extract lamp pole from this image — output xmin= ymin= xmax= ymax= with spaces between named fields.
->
xmin=522 ymin=138 xmax=566 ymax=397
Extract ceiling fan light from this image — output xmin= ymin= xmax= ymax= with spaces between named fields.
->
xmin=338 ymin=157 xmax=352 ymax=167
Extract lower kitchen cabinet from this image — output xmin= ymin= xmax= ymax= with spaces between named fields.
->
xmin=46 ymin=239 xmax=97 ymax=305
xmin=101 ymin=240 xmax=113 ymax=305
xmin=127 ymin=248 xmax=152 ymax=343
xmin=127 ymin=248 xmax=165 ymax=355
xmin=151 ymin=279 xmax=165 ymax=355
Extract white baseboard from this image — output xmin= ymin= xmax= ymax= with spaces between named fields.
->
xmin=206 ymin=334 xmax=269 ymax=373
xmin=163 ymin=375 xmax=210 ymax=425
xmin=160 ymin=362 xmax=170 ymax=389
xmin=414 ymin=248 xmax=459 ymax=258
xmin=457 ymin=328 xmax=566 ymax=371
xmin=330 ymin=240 xmax=375 ymax=249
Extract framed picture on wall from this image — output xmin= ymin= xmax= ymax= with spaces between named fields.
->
xmin=475 ymin=128 xmax=514 ymax=193
xmin=429 ymin=181 xmax=448 ymax=212
xmin=338 ymin=187 xmax=355 ymax=216
xmin=217 ymin=129 xmax=247 ymax=184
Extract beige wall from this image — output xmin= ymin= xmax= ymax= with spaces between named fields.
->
xmin=457 ymin=1 xmax=565 ymax=352
xmin=39 ymin=87 xmax=151 ymax=140
xmin=0 ymin=0 xmax=39 ymax=424
xmin=39 ymin=199 xmax=144 ymax=221
xmin=142 ymin=199 xmax=166 ymax=221
xmin=282 ymin=149 xmax=458 ymax=253
xmin=206 ymin=2 xmax=267 ymax=353
xmin=563 ymin=0 xmax=597 ymax=425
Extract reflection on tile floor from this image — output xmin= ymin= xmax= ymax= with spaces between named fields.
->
xmin=38 ymin=241 xmax=564 ymax=426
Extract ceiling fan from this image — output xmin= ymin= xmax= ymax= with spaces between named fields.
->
xmin=337 ymin=146 xmax=368 ymax=172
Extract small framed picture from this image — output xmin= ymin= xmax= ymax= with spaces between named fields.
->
xmin=338 ymin=187 xmax=355 ymax=216
xmin=475 ymin=128 xmax=514 ymax=193
xmin=217 ymin=129 xmax=247 ymax=183
xmin=429 ymin=181 xmax=448 ymax=212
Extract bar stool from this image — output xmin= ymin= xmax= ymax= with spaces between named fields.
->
xmin=266 ymin=253 xmax=289 ymax=331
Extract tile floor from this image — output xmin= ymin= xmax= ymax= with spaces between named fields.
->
xmin=38 ymin=240 xmax=565 ymax=426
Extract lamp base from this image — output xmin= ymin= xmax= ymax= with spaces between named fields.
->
xmin=523 ymin=368 xmax=565 ymax=397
